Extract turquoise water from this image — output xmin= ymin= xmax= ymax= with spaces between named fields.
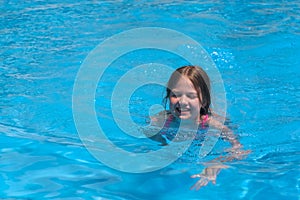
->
xmin=1 ymin=1 xmax=300 ymax=199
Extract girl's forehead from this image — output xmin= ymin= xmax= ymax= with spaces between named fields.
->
xmin=169 ymin=77 xmax=197 ymax=91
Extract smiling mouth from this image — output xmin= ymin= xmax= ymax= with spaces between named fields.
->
xmin=175 ymin=107 xmax=190 ymax=114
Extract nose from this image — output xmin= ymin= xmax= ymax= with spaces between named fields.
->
xmin=179 ymin=95 xmax=188 ymax=105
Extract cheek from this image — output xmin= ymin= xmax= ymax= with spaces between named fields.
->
xmin=192 ymin=99 xmax=201 ymax=109
xmin=169 ymin=97 xmax=178 ymax=105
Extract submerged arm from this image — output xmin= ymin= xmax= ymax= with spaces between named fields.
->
xmin=143 ymin=111 xmax=169 ymax=145
xmin=191 ymin=117 xmax=250 ymax=190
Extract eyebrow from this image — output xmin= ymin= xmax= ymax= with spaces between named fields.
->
xmin=171 ymin=90 xmax=198 ymax=95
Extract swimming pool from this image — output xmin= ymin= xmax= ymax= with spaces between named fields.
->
xmin=1 ymin=0 xmax=299 ymax=199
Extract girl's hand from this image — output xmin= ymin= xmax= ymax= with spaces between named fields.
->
xmin=190 ymin=164 xmax=229 ymax=190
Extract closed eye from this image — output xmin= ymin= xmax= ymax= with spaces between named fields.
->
xmin=171 ymin=93 xmax=180 ymax=98
xmin=170 ymin=91 xmax=181 ymax=98
xmin=187 ymin=94 xmax=198 ymax=99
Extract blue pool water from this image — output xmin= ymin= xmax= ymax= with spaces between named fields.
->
xmin=1 ymin=1 xmax=300 ymax=199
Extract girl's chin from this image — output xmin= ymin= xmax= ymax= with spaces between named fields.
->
xmin=174 ymin=113 xmax=192 ymax=120
xmin=172 ymin=112 xmax=199 ymax=122
xmin=171 ymin=110 xmax=197 ymax=121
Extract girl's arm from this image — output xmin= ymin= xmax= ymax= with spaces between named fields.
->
xmin=143 ymin=111 xmax=168 ymax=145
xmin=208 ymin=116 xmax=242 ymax=149
xmin=191 ymin=116 xmax=250 ymax=190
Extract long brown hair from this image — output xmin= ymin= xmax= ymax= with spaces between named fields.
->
xmin=163 ymin=65 xmax=211 ymax=116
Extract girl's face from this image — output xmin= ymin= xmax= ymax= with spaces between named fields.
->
xmin=169 ymin=76 xmax=202 ymax=122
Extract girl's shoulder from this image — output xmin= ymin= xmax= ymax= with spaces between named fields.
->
xmin=150 ymin=110 xmax=171 ymax=126
xmin=207 ymin=114 xmax=231 ymax=132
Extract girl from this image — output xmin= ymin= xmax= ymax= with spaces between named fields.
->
xmin=149 ymin=65 xmax=250 ymax=190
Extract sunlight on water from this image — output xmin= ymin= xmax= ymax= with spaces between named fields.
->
xmin=0 ymin=0 xmax=299 ymax=199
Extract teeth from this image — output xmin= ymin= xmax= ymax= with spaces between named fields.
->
xmin=176 ymin=107 xmax=189 ymax=112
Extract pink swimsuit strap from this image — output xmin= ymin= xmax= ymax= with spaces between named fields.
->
xmin=161 ymin=114 xmax=174 ymax=135
xmin=201 ymin=114 xmax=209 ymax=129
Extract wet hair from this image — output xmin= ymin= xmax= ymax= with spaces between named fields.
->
xmin=163 ymin=65 xmax=211 ymax=116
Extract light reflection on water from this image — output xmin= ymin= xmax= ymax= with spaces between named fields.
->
xmin=1 ymin=0 xmax=299 ymax=199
